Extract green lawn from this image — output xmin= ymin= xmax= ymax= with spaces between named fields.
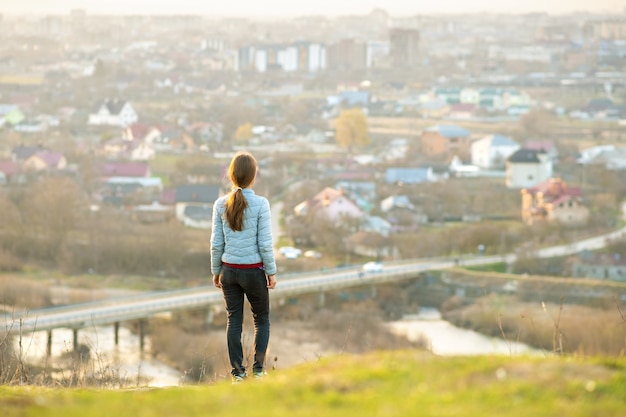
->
xmin=464 ymin=262 xmax=508 ymax=273
xmin=2 ymin=351 xmax=625 ymax=417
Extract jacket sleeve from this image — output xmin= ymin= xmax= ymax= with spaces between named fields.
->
xmin=257 ymin=198 xmax=276 ymax=275
xmin=210 ymin=201 xmax=225 ymax=275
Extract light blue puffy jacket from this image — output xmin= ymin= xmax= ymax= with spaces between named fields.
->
xmin=210 ymin=188 xmax=276 ymax=276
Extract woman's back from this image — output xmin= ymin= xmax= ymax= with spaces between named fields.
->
xmin=211 ymin=188 xmax=275 ymax=273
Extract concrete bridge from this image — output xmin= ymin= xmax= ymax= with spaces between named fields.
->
xmin=3 ymin=254 xmax=504 ymax=356
xmin=2 ymin=224 xmax=625 ymax=356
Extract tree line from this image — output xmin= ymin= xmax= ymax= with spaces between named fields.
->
xmin=0 ymin=177 xmax=208 ymax=277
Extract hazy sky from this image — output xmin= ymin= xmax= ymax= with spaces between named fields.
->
xmin=2 ymin=0 xmax=624 ymax=17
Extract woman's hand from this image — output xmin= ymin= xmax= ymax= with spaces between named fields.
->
xmin=212 ymin=274 xmax=221 ymax=289
xmin=266 ymin=274 xmax=277 ymax=289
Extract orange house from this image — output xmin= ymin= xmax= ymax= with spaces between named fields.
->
xmin=420 ymin=124 xmax=472 ymax=162
xmin=521 ymin=178 xmax=589 ymax=226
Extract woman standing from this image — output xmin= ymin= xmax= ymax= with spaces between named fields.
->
xmin=210 ymin=151 xmax=277 ymax=383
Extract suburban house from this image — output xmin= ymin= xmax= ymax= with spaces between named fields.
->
xmin=103 ymin=177 xmax=163 ymax=204
xmin=23 ymin=151 xmax=68 ymax=171
xmin=100 ymin=183 xmax=150 ymax=206
xmin=431 ymin=86 xmax=532 ymax=112
xmin=174 ymin=184 xmax=220 ymax=228
xmin=381 ymin=195 xmax=414 ymax=212
xmin=521 ymin=178 xmax=589 ymax=226
xmin=418 ymin=100 xmax=450 ymax=119
xmin=471 ymin=134 xmax=520 ymax=169
xmin=420 ymin=124 xmax=472 ymax=162
xmin=478 ymin=87 xmax=504 ymax=110
xmin=433 ymin=86 xmax=461 ymax=104
xmin=88 ymin=98 xmax=138 ymax=127
xmin=385 ymin=167 xmax=435 ymax=185
xmin=524 ymin=140 xmax=559 ymax=163
xmin=102 ymin=137 xmax=155 ymax=161
xmin=153 ymin=127 xmax=196 ymax=152
xmin=502 ymin=89 xmax=532 ymax=109
xmin=293 ymin=187 xmax=364 ymax=222
xmin=477 ymin=87 xmax=531 ymax=111
xmin=360 ymin=215 xmax=393 ymax=237
xmin=335 ymin=180 xmax=377 ymax=212
xmin=506 ymin=148 xmax=553 ymax=188
xmin=123 ymin=123 xmax=162 ymax=144
xmin=12 ymin=145 xmax=44 ymax=162
xmin=301 ymin=128 xmax=329 ymax=144
xmin=14 ymin=119 xmax=48 ymax=133
xmin=577 ymin=145 xmax=626 ymax=170
xmin=381 ymin=195 xmax=428 ymax=231
xmin=571 ymin=251 xmax=626 ymax=281
xmin=581 ymin=98 xmax=625 ymax=119
xmin=383 ymin=138 xmax=409 ymax=161
xmin=187 ymin=121 xmax=224 ymax=147
xmin=460 ymin=87 xmax=480 ymax=104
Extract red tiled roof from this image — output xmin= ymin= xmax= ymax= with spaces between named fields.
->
xmin=525 ymin=140 xmax=555 ymax=152
xmin=34 ymin=151 xmax=64 ymax=167
xmin=528 ymin=178 xmax=582 ymax=197
xmin=310 ymin=187 xmax=343 ymax=208
xmin=128 ymin=123 xmax=152 ymax=139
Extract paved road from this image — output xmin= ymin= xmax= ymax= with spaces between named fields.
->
xmin=533 ymin=225 xmax=626 ymax=258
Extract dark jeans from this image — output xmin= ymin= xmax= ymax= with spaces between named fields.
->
xmin=220 ymin=265 xmax=270 ymax=376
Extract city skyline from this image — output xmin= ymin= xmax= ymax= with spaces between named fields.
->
xmin=2 ymin=0 xmax=625 ymax=18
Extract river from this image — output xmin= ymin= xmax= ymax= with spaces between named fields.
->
xmin=387 ymin=307 xmax=543 ymax=356
xmin=14 ymin=307 xmax=541 ymax=387
xmin=14 ymin=325 xmax=182 ymax=387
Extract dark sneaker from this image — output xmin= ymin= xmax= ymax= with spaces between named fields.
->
xmin=232 ymin=373 xmax=246 ymax=384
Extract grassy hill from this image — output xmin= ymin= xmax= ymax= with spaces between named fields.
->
xmin=2 ymin=351 xmax=625 ymax=417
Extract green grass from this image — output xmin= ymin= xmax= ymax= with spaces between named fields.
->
xmin=2 ymin=351 xmax=626 ymax=417
xmin=464 ymin=262 xmax=508 ymax=273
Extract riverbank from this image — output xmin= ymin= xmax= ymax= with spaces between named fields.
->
xmin=441 ymin=293 xmax=626 ymax=356
xmin=388 ymin=307 xmax=542 ymax=356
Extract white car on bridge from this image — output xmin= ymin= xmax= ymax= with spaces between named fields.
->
xmin=361 ymin=261 xmax=384 ymax=273
xmin=279 ymin=246 xmax=302 ymax=259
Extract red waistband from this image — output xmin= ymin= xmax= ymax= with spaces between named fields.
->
xmin=222 ymin=262 xmax=264 ymax=269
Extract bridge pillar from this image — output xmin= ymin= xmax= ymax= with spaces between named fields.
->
xmin=72 ymin=329 xmax=78 ymax=351
xmin=318 ymin=291 xmax=325 ymax=307
xmin=46 ymin=330 xmax=52 ymax=357
xmin=139 ymin=320 xmax=145 ymax=351
xmin=114 ymin=322 xmax=120 ymax=346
